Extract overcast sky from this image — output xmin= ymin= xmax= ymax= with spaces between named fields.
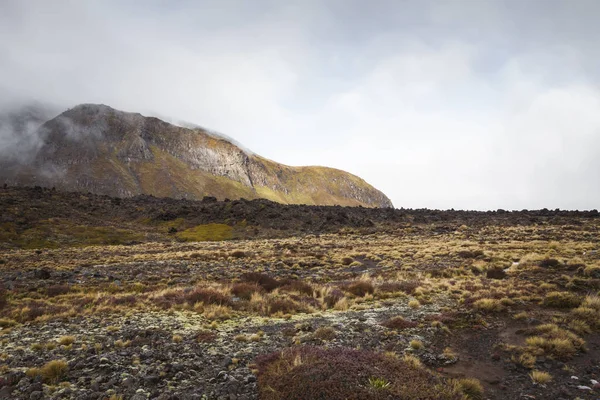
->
xmin=1 ymin=0 xmax=599 ymax=210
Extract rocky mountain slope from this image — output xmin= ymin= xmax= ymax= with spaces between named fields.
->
xmin=0 ymin=104 xmax=392 ymax=207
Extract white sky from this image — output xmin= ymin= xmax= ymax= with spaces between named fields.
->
xmin=1 ymin=0 xmax=599 ymax=210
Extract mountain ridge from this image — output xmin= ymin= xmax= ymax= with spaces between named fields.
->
xmin=0 ymin=103 xmax=393 ymax=208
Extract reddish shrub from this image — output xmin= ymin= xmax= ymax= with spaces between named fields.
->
xmin=381 ymin=316 xmax=418 ymax=330
xmin=346 ymin=281 xmax=374 ymax=297
xmin=324 ymin=289 xmax=344 ymax=308
xmin=267 ymin=298 xmax=307 ymax=315
xmin=46 ymin=284 xmax=71 ymax=297
xmin=378 ymin=280 xmax=420 ymax=295
xmin=195 ymin=330 xmax=217 ymax=343
xmin=106 ymin=294 xmax=137 ymax=306
xmin=289 ymin=294 xmax=320 ymax=309
xmin=185 ymin=287 xmax=231 ymax=306
xmin=241 ymin=273 xmax=280 ymax=292
xmin=279 ymin=280 xmax=314 ymax=296
xmin=19 ymin=301 xmax=66 ymax=321
xmin=255 ymin=346 xmax=462 ymax=400
xmin=231 ymin=282 xmax=263 ymax=300
xmin=0 ymin=287 xmax=6 ymax=310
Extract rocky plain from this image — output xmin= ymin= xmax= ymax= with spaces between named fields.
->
xmin=1 ymin=186 xmax=600 ymax=399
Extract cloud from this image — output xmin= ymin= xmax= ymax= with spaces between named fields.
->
xmin=0 ymin=0 xmax=599 ymax=210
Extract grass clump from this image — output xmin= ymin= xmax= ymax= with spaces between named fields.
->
xmin=408 ymin=299 xmax=421 ymax=309
xmin=529 ymin=370 xmax=552 ymax=384
xmin=542 ymin=291 xmax=581 ymax=309
xmin=571 ymin=295 xmax=600 ymax=328
xmin=333 ymin=297 xmax=350 ymax=311
xmin=58 ymin=336 xmax=75 ymax=346
xmin=512 ymin=352 xmax=536 ymax=369
xmin=28 ymin=360 xmax=68 ymax=384
xmin=185 ymin=287 xmax=231 ymax=306
xmin=402 ymin=354 xmax=422 ymax=369
xmin=583 ymin=265 xmax=600 ymax=277
xmin=473 ymin=298 xmax=504 ymax=313
xmin=114 ymin=339 xmax=130 ymax=348
xmin=410 ymin=339 xmax=424 ymax=350
xmin=313 ymin=326 xmax=336 ymax=341
xmin=524 ymin=324 xmax=585 ymax=359
xmin=231 ymin=282 xmax=263 ymax=300
xmin=234 ymin=334 xmax=248 ymax=342
xmin=346 ymin=281 xmax=375 ymax=297
xmin=30 ymin=343 xmax=44 ymax=352
xmin=202 ymin=304 xmax=233 ymax=320
xmin=266 ymin=297 xmax=308 ymax=316
xmin=582 ymin=294 xmax=600 ymax=310
xmin=454 ymin=378 xmax=484 ymax=400
xmin=172 ymin=334 xmax=183 ymax=343
xmin=0 ymin=318 xmax=16 ymax=328
xmin=513 ymin=312 xmax=528 ymax=320
xmin=368 ymin=377 xmax=390 ymax=390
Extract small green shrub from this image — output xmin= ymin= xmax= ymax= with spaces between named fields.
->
xmin=368 ymin=377 xmax=390 ymax=390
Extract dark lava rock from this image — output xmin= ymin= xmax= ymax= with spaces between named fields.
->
xmin=144 ymin=375 xmax=161 ymax=385
xmin=33 ymin=268 xmax=51 ymax=279
xmin=29 ymin=391 xmax=43 ymax=400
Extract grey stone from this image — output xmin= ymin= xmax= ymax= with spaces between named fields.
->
xmin=29 ymin=391 xmax=43 ymax=400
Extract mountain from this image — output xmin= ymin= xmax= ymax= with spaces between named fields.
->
xmin=0 ymin=104 xmax=393 ymax=208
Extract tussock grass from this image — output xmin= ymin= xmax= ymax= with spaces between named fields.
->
xmin=529 ymin=370 xmax=552 ymax=384
xmin=454 ymin=378 xmax=484 ymax=400
xmin=473 ymin=298 xmax=504 ymax=313
xmin=28 ymin=359 xmax=68 ymax=384
xmin=542 ymin=291 xmax=581 ymax=309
